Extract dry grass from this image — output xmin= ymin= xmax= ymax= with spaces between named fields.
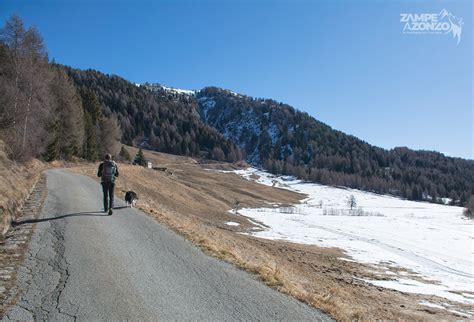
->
xmin=0 ymin=141 xmax=47 ymax=236
xmin=70 ymin=148 xmax=472 ymax=320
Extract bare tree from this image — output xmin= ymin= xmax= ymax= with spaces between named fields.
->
xmin=0 ymin=15 xmax=52 ymax=161
xmin=346 ymin=195 xmax=357 ymax=210
xmin=211 ymin=146 xmax=225 ymax=161
xmin=0 ymin=15 xmax=25 ymax=133
xmin=99 ymin=114 xmax=121 ymax=157
xmin=21 ymin=26 xmax=52 ymax=160
xmin=0 ymin=56 xmax=16 ymax=129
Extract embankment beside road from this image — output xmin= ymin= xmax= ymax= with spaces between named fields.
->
xmin=0 ymin=141 xmax=46 ymax=236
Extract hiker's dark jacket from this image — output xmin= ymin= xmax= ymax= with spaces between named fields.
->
xmin=97 ymin=161 xmax=119 ymax=183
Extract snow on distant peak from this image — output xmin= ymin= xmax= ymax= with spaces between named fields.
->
xmin=160 ymin=85 xmax=195 ymax=96
xmin=142 ymin=83 xmax=195 ymax=96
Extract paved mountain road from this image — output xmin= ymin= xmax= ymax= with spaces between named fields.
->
xmin=4 ymin=169 xmax=331 ymax=320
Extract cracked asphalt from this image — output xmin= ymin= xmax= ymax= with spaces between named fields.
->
xmin=3 ymin=169 xmax=332 ymax=320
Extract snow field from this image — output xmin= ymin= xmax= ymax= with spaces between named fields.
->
xmin=223 ymin=168 xmax=473 ymax=308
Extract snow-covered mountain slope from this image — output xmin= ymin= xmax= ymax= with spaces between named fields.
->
xmin=195 ymin=86 xmax=474 ymax=209
xmin=198 ymin=94 xmax=267 ymax=164
xmin=220 ymin=167 xmax=473 ymax=310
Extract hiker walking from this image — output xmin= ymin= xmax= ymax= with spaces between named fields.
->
xmin=97 ymin=154 xmax=119 ymax=215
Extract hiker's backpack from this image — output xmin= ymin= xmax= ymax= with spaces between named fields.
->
xmin=102 ymin=160 xmax=117 ymax=183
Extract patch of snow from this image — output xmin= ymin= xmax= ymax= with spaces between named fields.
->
xmin=221 ymin=167 xmax=473 ymax=304
xmin=228 ymin=90 xmax=241 ymax=97
xmin=143 ymin=83 xmax=194 ymax=95
xmin=160 ymin=85 xmax=195 ymax=96
xmin=225 ymin=221 xmax=240 ymax=226
xmin=419 ymin=301 xmax=445 ymax=310
xmin=338 ymin=257 xmax=357 ymax=263
xmin=418 ymin=299 xmax=473 ymax=318
xmin=246 ymin=218 xmax=266 ymax=229
xmin=365 ymin=278 xmax=472 ymax=304
xmin=441 ymin=197 xmax=452 ymax=205
xmin=447 ymin=309 xmax=472 ymax=318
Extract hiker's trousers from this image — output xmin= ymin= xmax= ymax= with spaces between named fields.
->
xmin=101 ymin=182 xmax=115 ymax=211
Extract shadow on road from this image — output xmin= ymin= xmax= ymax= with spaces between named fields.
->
xmin=12 ymin=211 xmax=108 ymax=226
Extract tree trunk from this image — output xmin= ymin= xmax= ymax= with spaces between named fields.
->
xmin=21 ymin=80 xmax=32 ymax=153
xmin=12 ymin=58 xmax=19 ymax=131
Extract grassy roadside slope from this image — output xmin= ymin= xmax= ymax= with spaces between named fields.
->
xmin=0 ymin=141 xmax=46 ymax=235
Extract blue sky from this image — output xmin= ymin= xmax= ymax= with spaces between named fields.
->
xmin=1 ymin=0 xmax=472 ymax=159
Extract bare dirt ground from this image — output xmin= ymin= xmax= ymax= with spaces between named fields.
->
xmin=63 ymin=148 xmax=471 ymax=320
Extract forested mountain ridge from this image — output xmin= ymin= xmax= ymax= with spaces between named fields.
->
xmin=69 ymin=75 xmax=471 ymax=205
xmin=195 ymin=87 xmax=474 ymax=205
xmin=64 ymin=67 xmax=242 ymax=162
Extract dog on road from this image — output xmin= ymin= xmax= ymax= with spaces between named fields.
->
xmin=125 ymin=191 xmax=138 ymax=208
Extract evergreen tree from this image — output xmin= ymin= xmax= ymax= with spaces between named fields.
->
xmin=80 ymin=89 xmax=101 ymax=124
xmin=79 ymin=89 xmax=101 ymax=161
xmin=83 ymin=113 xmax=99 ymax=161
xmin=46 ymin=65 xmax=84 ymax=160
xmin=43 ymin=120 xmax=60 ymax=161
xmin=134 ymin=148 xmax=147 ymax=166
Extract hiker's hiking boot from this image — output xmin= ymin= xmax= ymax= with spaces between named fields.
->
xmin=108 ymin=209 xmax=113 ymax=216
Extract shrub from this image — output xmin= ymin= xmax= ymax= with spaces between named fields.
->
xmin=118 ymin=145 xmax=131 ymax=162
xmin=464 ymin=196 xmax=474 ymax=219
